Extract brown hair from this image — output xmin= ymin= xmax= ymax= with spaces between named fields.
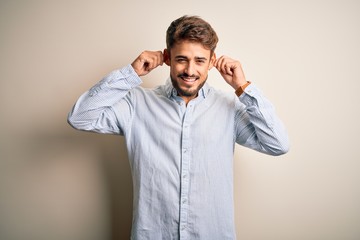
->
xmin=166 ymin=15 xmax=218 ymax=55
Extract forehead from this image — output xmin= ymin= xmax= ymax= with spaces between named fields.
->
xmin=170 ymin=40 xmax=211 ymax=58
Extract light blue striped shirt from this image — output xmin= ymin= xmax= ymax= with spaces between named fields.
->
xmin=68 ymin=64 xmax=289 ymax=240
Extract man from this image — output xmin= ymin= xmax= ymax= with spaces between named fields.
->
xmin=68 ymin=15 xmax=289 ymax=240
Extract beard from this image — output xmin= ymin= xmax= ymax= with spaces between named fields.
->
xmin=170 ymin=73 xmax=207 ymax=97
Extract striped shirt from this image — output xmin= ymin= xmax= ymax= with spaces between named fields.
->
xmin=68 ymin=64 xmax=289 ymax=240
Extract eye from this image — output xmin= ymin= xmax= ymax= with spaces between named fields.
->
xmin=176 ymin=58 xmax=187 ymax=63
xmin=195 ymin=58 xmax=207 ymax=64
xmin=196 ymin=60 xmax=206 ymax=65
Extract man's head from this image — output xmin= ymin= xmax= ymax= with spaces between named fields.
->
xmin=164 ymin=15 xmax=219 ymax=103
xmin=166 ymin=15 xmax=218 ymax=57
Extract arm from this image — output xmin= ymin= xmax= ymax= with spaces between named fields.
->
xmin=214 ymin=56 xmax=289 ymax=155
xmin=234 ymin=84 xmax=289 ymax=155
xmin=68 ymin=51 xmax=164 ymax=135
xmin=67 ymin=65 xmax=141 ymax=134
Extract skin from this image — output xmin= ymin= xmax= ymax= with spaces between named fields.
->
xmin=131 ymin=41 xmax=248 ymax=105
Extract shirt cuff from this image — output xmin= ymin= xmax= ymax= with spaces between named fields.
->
xmin=109 ymin=64 xmax=142 ymax=88
xmin=88 ymin=65 xmax=142 ymax=97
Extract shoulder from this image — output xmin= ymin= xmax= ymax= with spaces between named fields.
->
xmin=206 ymin=86 xmax=246 ymax=113
xmin=207 ymin=86 xmax=237 ymax=104
xmin=129 ymin=84 xmax=168 ymax=101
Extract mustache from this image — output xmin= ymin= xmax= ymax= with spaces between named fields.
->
xmin=177 ymin=73 xmax=200 ymax=79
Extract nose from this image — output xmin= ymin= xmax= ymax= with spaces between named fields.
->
xmin=184 ymin=61 xmax=195 ymax=76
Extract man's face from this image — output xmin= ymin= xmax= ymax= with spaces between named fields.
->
xmin=165 ymin=40 xmax=216 ymax=102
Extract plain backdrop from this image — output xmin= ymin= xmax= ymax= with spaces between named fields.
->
xmin=1 ymin=0 xmax=359 ymax=239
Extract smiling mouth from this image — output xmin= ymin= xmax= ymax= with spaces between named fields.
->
xmin=178 ymin=74 xmax=199 ymax=83
xmin=181 ymin=76 xmax=198 ymax=82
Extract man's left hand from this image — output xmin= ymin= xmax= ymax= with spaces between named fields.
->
xmin=214 ymin=56 xmax=247 ymax=90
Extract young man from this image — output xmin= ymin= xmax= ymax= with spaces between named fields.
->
xmin=68 ymin=15 xmax=289 ymax=240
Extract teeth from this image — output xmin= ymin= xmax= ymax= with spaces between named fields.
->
xmin=183 ymin=77 xmax=196 ymax=82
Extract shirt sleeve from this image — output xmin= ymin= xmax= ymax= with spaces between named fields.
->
xmin=234 ymin=84 xmax=290 ymax=156
xmin=67 ymin=64 xmax=141 ymax=135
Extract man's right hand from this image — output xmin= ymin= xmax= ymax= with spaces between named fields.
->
xmin=131 ymin=51 xmax=164 ymax=76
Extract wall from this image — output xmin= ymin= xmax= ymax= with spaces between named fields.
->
xmin=1 ymin=0 xmax=359 ymax=239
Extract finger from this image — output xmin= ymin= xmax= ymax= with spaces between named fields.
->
xmin=141 ymin=55 xmax=153 ymax=71
xmin=225 ymin=65 xmax=233 ymax=76
xmin=228 ymin=61 xmax=238 ymax=75
xmin=152 ymin=54 xmax=162 ymax=69
xmin=220 ymin=57 xmax=229 ymax=74
xmin=155 ymin=50 xmax=163 ymax=65
xmin=215 ymin=56 xmax=225 ymax=72
xmin=151 ymin=51 xmax=164 ymax=69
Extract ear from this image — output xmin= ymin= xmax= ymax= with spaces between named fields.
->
xmin=209 ymin=52 xmax=216 ymax=70
xmin=163 ymin=49 xmax=170 ymax=66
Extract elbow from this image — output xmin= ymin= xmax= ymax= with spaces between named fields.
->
xmin=274 ymin=143 xmax=290 ymax=156
xmin=271 ymin=130 xmax=290 ymax=156
xmin=271 ymin=138 xmax=290 ymax=156
xmin=67 ymin=114 xmax=77 ymax=130
xmin=259 ymin=136 xmax=290 ymax=156
xmin=67 ymin=113 xmax=79 ymax=130
xmin=254 ymin=141 xmax=290 ymax=156
xmin=67 ymin=112 xmax=90 ymax=131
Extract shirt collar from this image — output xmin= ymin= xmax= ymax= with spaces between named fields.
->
xmin=164 ymin=77 xmax=210 ymax=99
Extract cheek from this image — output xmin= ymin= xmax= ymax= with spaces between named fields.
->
xmin=198 ymin=66 xmax=209 ymax=76
xmin=171 ymin=65 xmax=185 ymax=75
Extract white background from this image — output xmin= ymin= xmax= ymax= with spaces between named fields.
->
xmin=1 ymin=0 xmax=359 ymax=239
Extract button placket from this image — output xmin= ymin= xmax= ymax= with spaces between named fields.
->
xmin=179 ymin=106 xmax=192 ymax=239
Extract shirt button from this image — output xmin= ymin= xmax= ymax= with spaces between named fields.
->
xmin=182 ymin=198 xmax=187 ymax=204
